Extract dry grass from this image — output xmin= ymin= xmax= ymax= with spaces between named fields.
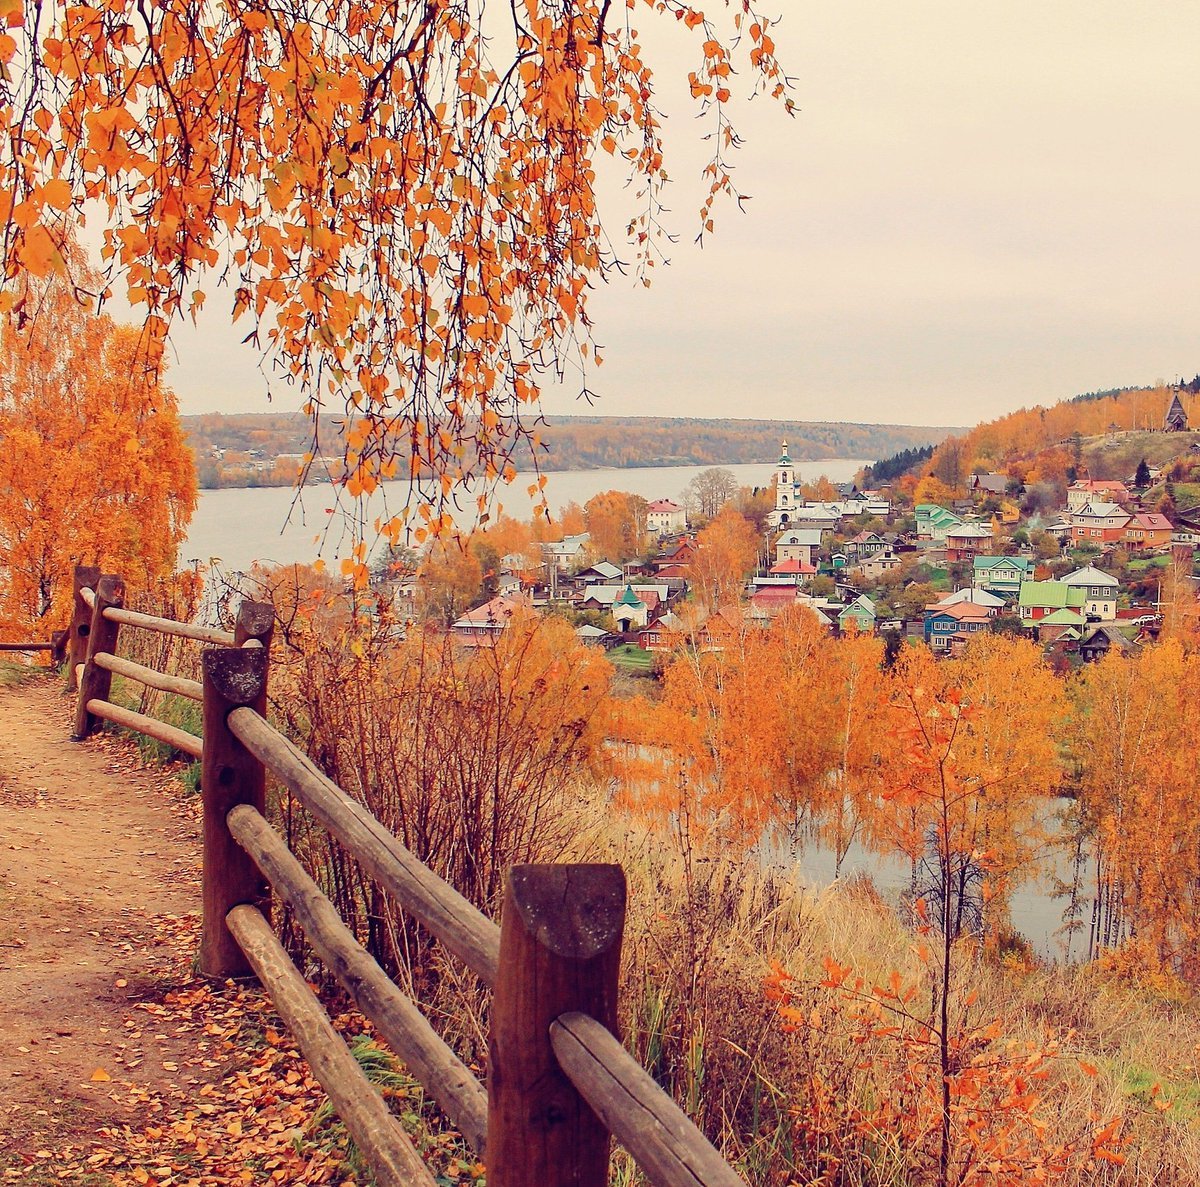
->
xmin=570 ymin=809 xmax=1200 ymax=1186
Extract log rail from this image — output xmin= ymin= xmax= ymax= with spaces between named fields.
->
xmin=65 ymin=566 xmax=748 ymax=1187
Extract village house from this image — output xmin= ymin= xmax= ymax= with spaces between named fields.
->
xmin=610 ymin=584 xmax=649 ymax=632
xmin=638 ymin=610 xmax=685 ymax=651
xmin=923 ymin=601 xmax=993 ymax=651
xmin=790 ymin=504 xmax=842 ymax=534
xmin=1018 ymin=580 xmax=1087 ymax=622
xmin=971 ymin=472 xmax=1010 ymax=497
xmin=843 ymin=530 xmax=889 ymax=561
xmin=1066 ymin=479 xmax=1131 ymax=511
xmin=1035 ymin=607 xmax=1087 ymax=646
xmin=755 ymin=557 xmax=817 ymax=589
xmin=1079 ymin=623 xmax=1138 ymax=662
xmin=837 ymin=594 xmax=877 ymax=633
xmin=450 ymin=594 xmax=529 ymax=646
xmin=915 ymin=503 xmax=963 ymax=541
xmin=1068 ymin=501 xmax=1131 ymax=547
xmin=774 ymin=529 xmax=823 ymax=568
xmin=543 ymin=533 xmax=590 ymax=572
xmin=855 ymin=549 xmax=903 ymax=580
xmin=944 ymin=521 xmax=994 ymax=562
xmin=646 ymin=498 xmax=687 ymax=536
xmin=579 ymin=582 xmax=669 ymax=618
xmin=1061 ymin=565 xmax=1119 ymax=620
xmin=571 ymin=560 xmax=624 ymax=587
xmin=653 ymin=535 xmax=697 ymax=573
xmin=972 ymin=555 xmax=1033 ymax=601
xmin=1123 ymin=511 xmax=1173 ymax=551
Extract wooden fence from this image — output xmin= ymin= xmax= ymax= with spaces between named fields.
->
xmin=63 ymin=565 xmax=748 ymax=1187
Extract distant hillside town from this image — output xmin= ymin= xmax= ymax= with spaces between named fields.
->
xmin=371 ymin=382 xmax=1200 ymax=671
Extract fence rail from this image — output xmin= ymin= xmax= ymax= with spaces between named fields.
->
xmin=64 ymin=565 xmax=748 ymax=1187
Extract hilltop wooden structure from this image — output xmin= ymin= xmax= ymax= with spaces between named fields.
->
xmin=1165 ymin=389 xmax=1189 ymax=432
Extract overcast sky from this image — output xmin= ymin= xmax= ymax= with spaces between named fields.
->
xmin=159 ymin=1 xmax=1200 ymax=429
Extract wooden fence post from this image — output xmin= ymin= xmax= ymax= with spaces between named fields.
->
xmin=199 ymin=646 xmax=270 ymax=979
xmin=67 ymin=565 xmax=101 ymax=691
xmin=72 ymin=574 xmax=124 ymax=741
xmin=488 ymin=864 xmax=626 ymax=1187
xmin=233 ymin=599 xmax=274 ymax=649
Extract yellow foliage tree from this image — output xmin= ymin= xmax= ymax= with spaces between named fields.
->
xmin=1 ymin=1 xmax=792 ymax=556
xmin=0 ymin=260 xmax=196 ymax=636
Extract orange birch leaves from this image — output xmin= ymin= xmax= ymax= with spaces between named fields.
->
xmin=0 ymin=248 xmax=196 ymax=635
xmin=0 ymin=1 xmax=793 ymax=566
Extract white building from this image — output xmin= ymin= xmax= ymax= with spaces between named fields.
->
xmin=1062 ymin=565 xmax=1119 ymax=621
xmin=646 ymin=498 xmax=687 ymax=536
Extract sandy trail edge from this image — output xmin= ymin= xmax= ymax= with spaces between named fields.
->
xmin=0 ymin=674 xmax=203 ymax=1155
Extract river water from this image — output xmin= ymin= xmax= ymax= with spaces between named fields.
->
xmin=181 ymin=458 xmax=868 ymax=573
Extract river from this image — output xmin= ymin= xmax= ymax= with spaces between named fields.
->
xmin=181 ymin=458 xmax=869 ymax=573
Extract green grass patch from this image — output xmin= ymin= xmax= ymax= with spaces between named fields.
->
xmin=1128 ymin=555 xmax=1171 ymax=571
xmin=1115 ymin=1060 xmax=1200 ymax=1120
xmin=608 ymin=643 xmax=655 ymax=673
xmin=107 ymin=674 xmax=202 ymax=791
xmin=0 ymin=659 xmax=42 ymax=688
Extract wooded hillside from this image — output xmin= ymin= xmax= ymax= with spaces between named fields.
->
xmin=183 ymin=412 xmax=958 ymax=488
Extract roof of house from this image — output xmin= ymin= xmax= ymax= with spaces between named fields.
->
xmin=1062 ymin=565 xmax=1118 ymax=588
xmin=1081 ymin=624 xmax=1137 ymax=651
xmin=1129 ymin=511 xmax=1173 ymax=531
xmin=1018 ymin=581 xmax=1087 ymax=609
xmin=575 ymin=624 xmax=612 ymax=639
xmin=769 ymin=558 xmax=818 ymax=575
xmin=452 ymin=595 xmax=527 ymax=629
xmin=1040 ymin=608 xmax=1087 ymax=625
xmin=838 ymin=594 xmax=877 ymax=619
xmin=973 ymin=554 xmax=1033 ymax=573
xmin=545 ymin=533 xmax=590 ymax=555
xmin=946 ymin=522 xmax=994 ymax=540
xmin=1071 ymin=501 xmax=1129 ymax=520
xmin=1070 ymin=479 xmax=1130 ymax=494
xmin=776 ymin=529 xmax=824 ymax=547
xmin=938 ymin=587 xmax=1006 ymax=608
xmin=972 ymin=473 xmax=1010 ymax=494
xmin=615 ymin=584 xmax=644 ymax=607
xmin=647 ymin=499 xmax=684 ymax=513
xmin=642 ymin=611 xmax=684 ymax=633
xmin=925 ymin=601 xmax=993 ymax=622
xmin=581 ymin=584 xmax=669 ymax=607
xmin=578 ymin=560 xmax=623 ymax=580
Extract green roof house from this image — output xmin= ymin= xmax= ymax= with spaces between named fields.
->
xmin=612 ymin=584 xmax=648 ymax=632
xmin=972 ymin=555 xmax=1033 ymax=600
xmin=915 ymin=504 xmax=963 ymax=541
xmin=1018 ymin=580 xmax=1086 ymax=622
xmin=837 ymin=594 xmax=877 ymax=633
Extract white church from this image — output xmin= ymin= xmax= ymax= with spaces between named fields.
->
xmin=768 ymin=441 xmax=888 ymax=528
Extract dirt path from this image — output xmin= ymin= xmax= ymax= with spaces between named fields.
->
xmin=0 ymin=674 xmax=203 ymax=1158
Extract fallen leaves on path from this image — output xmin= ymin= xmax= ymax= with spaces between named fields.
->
xmin=4 ymin=909 xmax=479 ymax=1186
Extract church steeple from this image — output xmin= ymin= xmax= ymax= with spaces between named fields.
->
xmin=776 ymin=439 xmax=795 ymax=519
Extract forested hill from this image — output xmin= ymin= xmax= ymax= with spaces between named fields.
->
xmin=183 ymin=411 xmax=959 ymax=487
xmin=512 ymin=416 xmax=959 ymax=468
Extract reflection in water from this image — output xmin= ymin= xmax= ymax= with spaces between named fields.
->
xmin=758 ymin=798 xmax=1089 ymax=963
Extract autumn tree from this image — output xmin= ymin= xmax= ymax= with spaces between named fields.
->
xmin=690 ymin=506 xmax=758 ymax=608
xmin=583 ymin=489 xmax=648 ymax=562
xmin=686 ymin=466 xmax=740 ymax=521
xmin=416 ymin=537 xmax=483 ymax=624
xmin=1 ymin=2 xmax=792 ymax=567
xmin=0 ymin=258 xmax=196 ymax=636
